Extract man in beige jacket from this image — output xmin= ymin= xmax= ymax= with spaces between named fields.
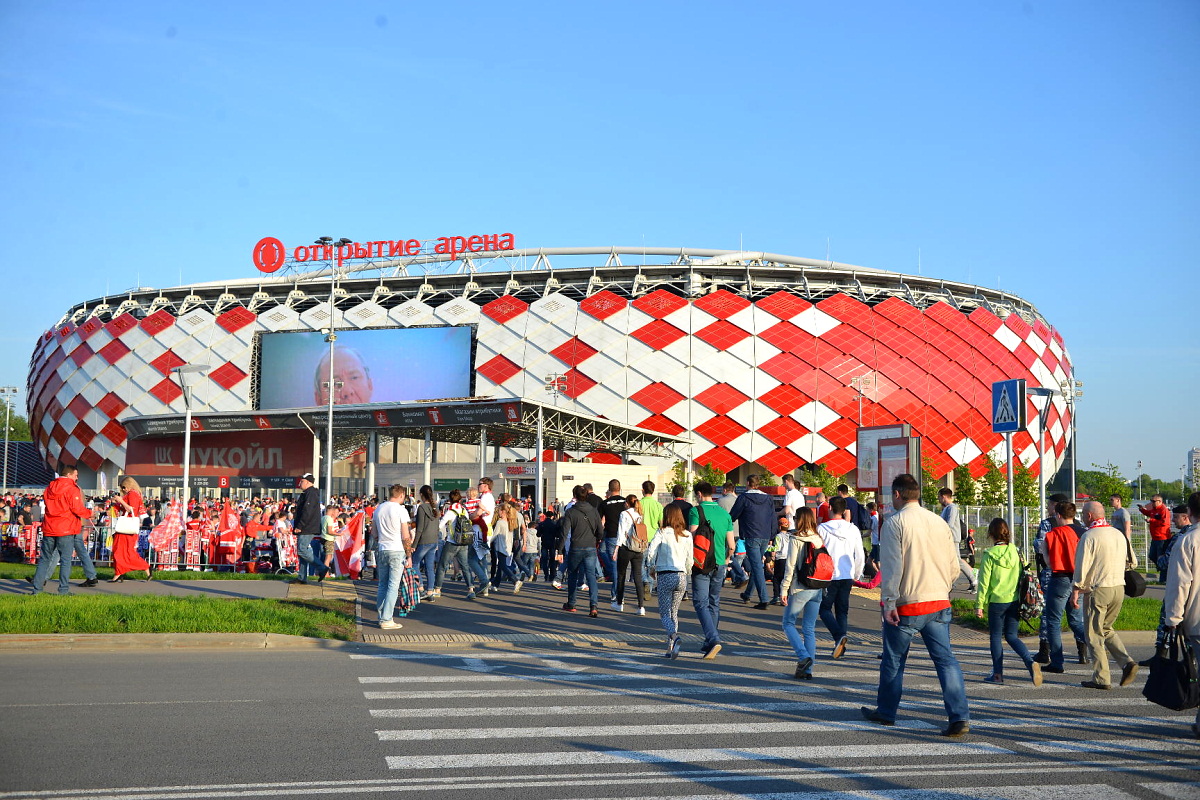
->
xmin=1163 ymin=491 xmax=1200 ymax=737
xmin=861 ymin=473 xmax=969 ymax=737
xmin=1071 ymin=500 xmax=1139 ymax=690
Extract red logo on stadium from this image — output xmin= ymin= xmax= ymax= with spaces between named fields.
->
xmin=426 ymin=408 xmax=444 ymax=425
xmin=503 ymin=404 xmax=519 ymax=422
xmin=252 ymin=237 xmax=286 ymax=274
xmin=373 ymin=411 xmax=390 ymax=426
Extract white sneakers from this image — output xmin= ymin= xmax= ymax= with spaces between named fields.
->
xmin=552 ymin=580 xmax=563 ymax=589
xmin=637 ymin=606 xmax=646 ymax=616
xmin=513 ymin=580 xmax=524 ymax=594
xmin=611 ymin=601 xmax=624 ymax=612
xmin=379 ymin=619 xmax=402 ymax=630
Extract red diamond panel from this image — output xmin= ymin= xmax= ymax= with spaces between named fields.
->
xmin=630 ymin=382 xmax=686 ymax=414
xmin=150 ymin=378 xmax=183 ymax=405
xmin=758 ymin=416 xmax=809 ymax=447
xmin=209 ymin=362 xmax=248 ymax=390
xmin=630 ymin=319 xmax=686 ymax=350
xmin=585 ymin=452 xmax=622 ymax=465
xmin=105 ymin=313 xmax=137 ymax=338
xmin=69 ymin=343 xmax=93 ymax=367
xmin=579 ymin=290 xmax=627 ymax=321
xmin=217 ymin=306 xmax=257 ymax=334
xmin=755 ymin=447 xmax=803 ymax=476
xmin=140 ymin=309 xmax=175 ymax=335
xmin=1005 ymin=313 xmax=1033 ymax=340
xmin=77 ymin=318 xmax=104 ymax=340
xmin=695 ymin=383 xmax=749 ymax=414
xmin=823 ymin=449 xmax=858 ymax=476
xmin=97 ymin=338 xmax=131 ymax=365
xmin=694 ymin=415 xmax=748 ymax=447
xmin=694 ymin=446 xmax=744 ymax=474
xmin=760 ymin=352 xmax=809 ymax=385
xmin=151 ymin=350 xmax=187 ymax=376
xmin=477 ymin=355 xmax=522 ymax=385
xmin=97 ymin=392 xmax=128 ymax=419
xmin=758 ymin=321 xmax=810 ymax=353
xmin=635 ymin=414 xmax=686 ymax=436
xmin=758 ymin=384 xmax=811 ymax=415
xmin=969 ymin=306 xmax=1003 ymax=334
xmin=72 ymin=422 xmax=96 ymax=447
xmin=633 ymin=289 xmax=688 ymax=319
xmin=79 ymin=447 xmax=105 ymax=472
xmin=693 ymin=289 xmax=750 ymax=320
xmin=757 ymin=291 xmax=812 ymax=320
xmin=818 ymin=293 xmax=872 ymax=325
xmin=50 ymin=423 xmax=69 ymax=446
xmin=695 ymin=320 xmax=750 ymax=350
xmin=819 ymin=417 xmax=858 ymax=447
xmin=550 ymin=337 xmax=599 ymax=367
xmin=481 ymin=295 xmax=529 ymax=324
xmin=67 ymin=395 xmax=90 ymax=422
xmin=562 ymin=368 xmax=597 ymax=399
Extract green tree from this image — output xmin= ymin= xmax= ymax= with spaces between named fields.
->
xmin=802 ymin=463 xmax=841 ymax=497
xmin=1089 ymin=462 xmax=1132 ymax=505
xmin=669 ymin=460 xmax=692 ymax=496
xmin=921 ymin=457 xmax=940 ymax=507
xmin=952 ymin=464 xmax=977 ymax=506
xmin=0 ymin=399 xmax=30 ymax=442
xmin=695 ymin=461 xmax=726 ymax=488
xmin=1013 ymin=459 xmax=1038 ymax=508
xmin=978 ymin=455 xmax=1006 ymax=506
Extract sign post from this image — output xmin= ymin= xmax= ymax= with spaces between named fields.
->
xmin=992 ymin=379 xmax=1026 ymax=532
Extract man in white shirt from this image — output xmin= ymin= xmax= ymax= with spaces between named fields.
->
xmin=818 ymin=495 xmax=866 ymax=659
xmin=374 ymin=485 xmax=412 ymax=630
xmin=782 ymin=474 xmax=805 ymax=527
xmin=476 ymin=477 xmax=497 ymax=530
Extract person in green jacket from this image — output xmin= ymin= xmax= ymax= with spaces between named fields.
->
xmin=974 ymin=518 xmax=1042 ymax=686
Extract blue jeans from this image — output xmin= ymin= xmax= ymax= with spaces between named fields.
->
xmin=820 ymin=579 xmax=853 ymax=642
xmin=36 ymin=533 xmax=98 ymax=582
xmin=375 ymin=550 xmax=407 ymax=620
xmin=295 ymin=535 xmax=327 ymax=581
xmin=600 ymin=537 xmax=618 ymax=588
xmin=1042 ymin=575 xmax=1088 ymax=667
xmin=783 ymin=588 xmax=822 ymax=661
xmin=727 ymin=552 xmax=747 ymax=584
xmin=876 ymin=607 xmax=969 ymax=724
xmin=565 ymin=547 xmax=599 ymax=609
xmin=32 ymin=535 xmax=76 ymax=594
xmin=691 ymin=565 xmax=727 ymax=648
xmin=742 ymin=538 xmax=769 ymax=603
xmin=988 ymin=600 xmax=1033 ymax=676
xmin=467 ymin=544 xmax=491 ymax=592
xmin=436 ymin=543 xmax=470 ymax=590
xmin=413 ymin=542 xmax=438 ymax=594
xmin=1149 ymin=539 xmax=1166 ymax=581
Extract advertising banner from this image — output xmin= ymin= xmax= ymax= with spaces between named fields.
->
xmin=855 ymin=424 xmax=911 ymax=490
xmin=183 ymin=519 xmax=203 ymax=570
xmin=333 ymin=511 xmax=366 ymax=579
xmin=124 ymin=429 xmax=315 ymax=478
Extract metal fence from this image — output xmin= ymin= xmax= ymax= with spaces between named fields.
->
xmin=958 ymin=506 xmax=1153 ymax=570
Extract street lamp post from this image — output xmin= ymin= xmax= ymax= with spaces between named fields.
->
xmin=0 ymin=387 xmax=17 ymax=493
xmin=1137 ymin=460 xmax=1143 ymax=504
xmin=315 ymin=237 xmax=351 ymax=507
xmin=172 ymin=365 xmax=210 ymax=515
xmin=849 ymin=375 xmax=874 ymax=428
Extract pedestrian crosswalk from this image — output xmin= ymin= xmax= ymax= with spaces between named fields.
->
xmin=343 ymin=643 xmax=1199 ymax=798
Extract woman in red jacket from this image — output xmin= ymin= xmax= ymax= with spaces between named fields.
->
xmin=111 ymin=477 xmax=152 ymax=581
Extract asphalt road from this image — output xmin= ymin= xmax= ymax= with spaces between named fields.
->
xmin=1 ymin=628 xmax=1196 ymax=800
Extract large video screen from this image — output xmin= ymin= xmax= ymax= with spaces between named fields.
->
xmin=257 ymin=326 xmax=473 ymax=410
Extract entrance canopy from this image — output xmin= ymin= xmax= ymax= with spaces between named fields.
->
xmin=122 ymin=398 xmax=690 ymax=460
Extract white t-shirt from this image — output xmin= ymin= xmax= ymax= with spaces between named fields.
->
xmin=374 ymin=501 xmax=411 ymax=554
xmin=783 ymin=488 xmax=805 ymax=518
xmin=478 ymin=491 xmax=496 ymax=527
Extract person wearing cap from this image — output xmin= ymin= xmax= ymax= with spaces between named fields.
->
xmin=292 ymin=473 xmax=327 ymax=584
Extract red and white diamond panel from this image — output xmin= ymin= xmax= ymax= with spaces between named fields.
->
xmin=475 ymin=289 xmax=1072 ymax=479
xmin=28 ymin=288 xmax=1072 ymax=481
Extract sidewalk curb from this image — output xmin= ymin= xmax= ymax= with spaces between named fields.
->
xmin=0 ymin=633 xmax=360 ymax=651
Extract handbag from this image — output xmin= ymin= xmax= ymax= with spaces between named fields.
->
xmin=114 ymin=515 xmax=140 ymax=535
xmin=1142 ymin=631 xmax=1200 ymax=711
xmin=1123 ymin=536 xmax=1146 ymax=597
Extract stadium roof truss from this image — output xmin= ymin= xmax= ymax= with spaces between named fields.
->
xmin=60 ymin=246 xmax=1048 ymax=330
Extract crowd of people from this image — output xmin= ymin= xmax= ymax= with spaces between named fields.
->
xmin=9 ymin=466 xmax=1200 ymax=739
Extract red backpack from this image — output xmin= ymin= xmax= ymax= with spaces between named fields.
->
xmin=798 ymin=541 xmax=834 ymax=589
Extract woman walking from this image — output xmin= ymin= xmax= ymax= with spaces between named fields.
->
xmin=489 ymin=503 xmax=525 ymax=593
xmin=780 ymin=507 xmax=825 ymax=679
xmin=412 ymin=485 xmax=441 ymax=600
xmin=111 ymin=477 xmax=151 ymax=582
xmin=975 ymin=518 xmax=1043 ymax=686
xmin=645 ymin=504 xmax=693 ymax=658
xmin=613 ymin=494 xmax=647 ymax=615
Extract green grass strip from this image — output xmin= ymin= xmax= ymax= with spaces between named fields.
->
xmin=0 ymin=595 xmax=356 ymax=640
xmin=952 ymin=595 xmax=1162 ymax=633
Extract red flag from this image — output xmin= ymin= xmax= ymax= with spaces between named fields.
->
xmin=149 ymin=499 xmax=184 ymax=569
xmin=216 ymin=500 xmax=244 ymax=568
xmin=334 ymin=511 xmax=366 ymax=579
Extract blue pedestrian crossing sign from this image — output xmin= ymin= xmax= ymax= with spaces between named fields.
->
xmin=992 ymin=379 xmax=1026 ymax=433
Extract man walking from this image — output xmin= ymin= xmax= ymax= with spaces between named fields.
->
xmin=374 ymin=485 xmax=412 ymax=630
xmin=719 ymin=481 xmax=746 ymax=589
xmin=730 ymin=474 xmax=776 ymax=609
xmin=818 ymin=495 xmax=866 ymax=659
xmin=862 ymin=473 xmax=969 ymax=737
xmin=1139 ymin=494 xmax=1173 ymax=582
xmin=1037 ymin=501 xmax=1090 ymax=671
xmin=689 ymin=481 xmax=735 ymax=658
xmin=1110 ymin=494 xmax=1131 ymax=546
xmin=291 ymin=473 xmax=327 ymax=584
xmin=30 ymin=466 xmax=92 ymax=595
xmin=1072 ymin=500 xmax=1139 ymax=690
xmin=561 ymin=484 xmax=603 ymax=616
xmin=938 ymin=488 xmax=977 ymax=593
xmin=599 ymin=479 xmax=625 ymax=590
xmin=1162 ymin=491 xmax=1200 ymax=738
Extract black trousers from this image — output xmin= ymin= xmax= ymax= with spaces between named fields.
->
xmin=615 ymin=545 xmax=645 ymax=606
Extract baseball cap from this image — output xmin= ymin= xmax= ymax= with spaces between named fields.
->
xmin=299 ymin=473 xmax=316 ymax=483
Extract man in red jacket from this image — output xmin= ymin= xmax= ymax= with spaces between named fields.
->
xmin=1139 ymin=495 xmax=1172 ymax=582
xmin=31 ymin=466 xmax=92 ymax=595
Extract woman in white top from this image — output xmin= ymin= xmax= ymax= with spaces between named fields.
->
xmin=489 ymin=503 xmax=525 ymax=593
xmin=645 ymin=504 xmax=694 ymax=658
xmin=613 ymin=494 xmax=647 ymax=615
xmin=779 ymin=507 xmax=826 ymax=680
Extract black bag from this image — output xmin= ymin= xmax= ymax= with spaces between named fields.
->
xmin=691 ymin=504 xmax=717 ymax=576
xmin=1124 ymin=569 xmax=1147 ymax=598
xmin=1142 ymin=632 xmax=1200 ymax=711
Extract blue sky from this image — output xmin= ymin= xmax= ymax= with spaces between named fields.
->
xmin=1 ymin=0 xmax=1196 ymax=482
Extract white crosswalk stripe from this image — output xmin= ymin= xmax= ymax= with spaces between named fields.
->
xmin=370 ymin=700 xmax=827 ymax=717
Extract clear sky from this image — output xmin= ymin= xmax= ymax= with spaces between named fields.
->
xmin=1 ymin=0 xmax=1196 ymax=483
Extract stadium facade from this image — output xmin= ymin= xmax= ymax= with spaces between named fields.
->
xmin=25 ymin=245 xmax=1075 ymax=491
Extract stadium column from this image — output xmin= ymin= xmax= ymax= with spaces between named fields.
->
xmin=422 ymin=429 xmax=432 ymax=490
xmin=479 ymin=427 xmax=487 ymax=483
xmin=535 ymin=405 xmax=544 ymax=516
xmin=367 ymin=432 xmax=377 ymax=501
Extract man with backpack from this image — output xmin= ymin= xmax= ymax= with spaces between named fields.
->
xmin=434 ymin=489 xmax=481 ymax=599
xmin=688 ymin=481 xmax=736 ymax=659
xmin=862 ymin=473 xmax=970 ymax=737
